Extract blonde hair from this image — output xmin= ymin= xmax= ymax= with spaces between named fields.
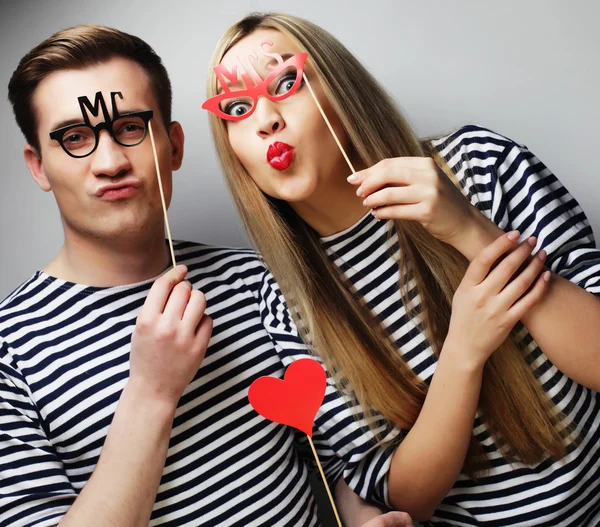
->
xmin=207 ymin=12 xmax=569 ymax=472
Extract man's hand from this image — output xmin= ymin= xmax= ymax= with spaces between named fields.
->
xmin=129 ymin=264 xmax=213 ymax=405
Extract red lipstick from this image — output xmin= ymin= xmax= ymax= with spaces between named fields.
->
xmin=267 ymin=141 xmax=295 ymax=171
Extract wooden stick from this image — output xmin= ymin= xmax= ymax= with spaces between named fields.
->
xmin=303 ymin=72 xmax=381 ymax=220
xmin=148 ymin=121 xmax=177 ymax=268
xmin=303 ymin=73 xmax=356 ymax=175
xmin=307 ymin=435 xmax=343 ymax=527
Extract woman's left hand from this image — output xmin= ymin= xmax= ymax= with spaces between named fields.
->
xmin=359 ymin=512 xmax=414 ymax=527
xmin=348 ymin=157 xmax=479 ymax=247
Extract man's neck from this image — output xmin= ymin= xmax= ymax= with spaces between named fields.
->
xmin=44 ymin=228 xmax=172 ymax=287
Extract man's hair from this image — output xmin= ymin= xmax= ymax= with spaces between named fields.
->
xmin=8 ymin=24 xmax=172 ymax=154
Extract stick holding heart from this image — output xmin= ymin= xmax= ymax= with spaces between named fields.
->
xmin=248 ymin=358 xmax=343 ymax=527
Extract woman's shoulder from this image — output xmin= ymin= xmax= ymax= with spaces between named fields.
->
xmin=427 ymin=124 xmax=525 ymax=165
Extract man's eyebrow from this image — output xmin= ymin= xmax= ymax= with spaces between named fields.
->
xmin=50 ymin=117 xmax=85 ymax=131
xmin=50 ymin=108 xmax=149 ymax=131
xmin=215 ymin=52 xmax=297 ymax=95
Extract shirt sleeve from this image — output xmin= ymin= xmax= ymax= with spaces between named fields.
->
xmin=0 ymin=340 xmax=76 ymax=526
xmin=257 ymin=268 xmax=399 ymax=507
xmin=434 ymin=124 xmax=600 ymax=297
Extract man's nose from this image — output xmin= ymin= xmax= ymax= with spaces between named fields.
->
xmin=90 ymin=129 xmax=131 ymax=177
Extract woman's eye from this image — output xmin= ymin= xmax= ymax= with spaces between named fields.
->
xmin=275 ymin=74 xmax=297 ymax=95
xmin=225 ymin=101 xmax=252 ymax=117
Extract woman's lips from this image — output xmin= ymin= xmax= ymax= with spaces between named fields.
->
xmin=267 ymin=141 xmax=295 ymax=171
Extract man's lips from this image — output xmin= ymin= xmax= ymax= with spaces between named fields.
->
xmin=96 ymin=180 xmax=141 ymax=200
xmin=267 ymin=141 xmax=295 ymax=171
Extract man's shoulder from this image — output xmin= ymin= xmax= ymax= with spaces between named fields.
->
xmin=174 ymin=240 xmax=260 ymax=267
xmin=173 ymin=240 xmax=267 ymax=286
xmin=0 ymin=271 xmax=51 ymax=345
xmin=0 ymin=271 xmax=47 ymax=316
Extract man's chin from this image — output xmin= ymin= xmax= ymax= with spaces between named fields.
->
xmin=85 ymin=219 xmax=162 ymax=243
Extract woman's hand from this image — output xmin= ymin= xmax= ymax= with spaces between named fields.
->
xmin=360 ymin=512 xmax=414 ymax=527
xmin=447 ymin=230 xmax=550 ymax=369
xmin=348 ymin=157 xmax=478 ymax=247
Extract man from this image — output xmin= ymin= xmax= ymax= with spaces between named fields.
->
xmin=1 ymin=25 xmax=412 ymax=526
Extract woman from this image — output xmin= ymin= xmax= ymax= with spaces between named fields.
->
xmin=203 ymin=13 xmax=600 ymax=525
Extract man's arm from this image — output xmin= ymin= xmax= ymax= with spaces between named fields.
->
xmin=59 ymin=265 xmax=212 ymax=527
xmin=59 ymin=383 xmax=176 ymax=526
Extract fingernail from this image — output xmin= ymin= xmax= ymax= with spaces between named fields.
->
xmin=528 ymin=236 xmax=537 ymax=247
xmin=508 ymin=230 xmax=520 ymax=241
xmin=543 ymin=271 xmax=551 ymax=282
xmin=356 ymin=186 xmax=364 ymax=197
xmin=538 ymin=250 xmax=547 ymax=261
xmin=347 ymin=174 xmax=358 ymax=183
xmin=175 ymin=264 xmax=187 ymax=276
xmin=362 ymin=199 xmax=368 ymax=206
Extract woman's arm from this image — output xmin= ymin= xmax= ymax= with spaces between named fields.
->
xmin=352 ymin=129 xmax=600 ymax=392
xmin=387 ymin=232 xmax=549 ymax=520
xmin=457 ymin=210 xmax=600 ymax=391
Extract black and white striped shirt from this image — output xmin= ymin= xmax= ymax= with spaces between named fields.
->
xmin=0 ymin=243 xmax=386 ymax=526
xmin=259 ymin=126 xmax=600 ymax=526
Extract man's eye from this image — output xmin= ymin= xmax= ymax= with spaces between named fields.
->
xmin=123 ymin=124 xmax=142 ymax=133
xmin=61 ymin=126 xmax=93 ymax=147
xmin=63 ymin=132 xmax=92 ymax=146
xmin=64 ymin=134 xmax=83 ymax=144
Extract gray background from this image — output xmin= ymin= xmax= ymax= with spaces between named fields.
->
xmin=0 ymin=1 xmax=598 ymax=524
xmin=0 ymin=0 xmax=599 ymax=299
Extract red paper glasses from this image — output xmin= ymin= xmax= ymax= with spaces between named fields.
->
xmin=202 ymin=50 xmax=308 ymax=122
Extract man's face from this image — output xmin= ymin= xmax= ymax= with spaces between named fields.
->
xmin=28 ymin=56 xmax=182 ymax=243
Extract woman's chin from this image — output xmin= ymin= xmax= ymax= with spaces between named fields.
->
xmin=264 ymin=180 xmax=316 ymax=204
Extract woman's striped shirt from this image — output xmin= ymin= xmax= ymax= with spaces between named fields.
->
xmin=259 ymin=125 xmax=600 ymax=526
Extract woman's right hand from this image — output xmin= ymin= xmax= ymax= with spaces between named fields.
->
xmin=447 ymin=230 xmax=550 ymax=369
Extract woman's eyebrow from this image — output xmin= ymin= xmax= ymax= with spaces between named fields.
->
xmin=215 ymin=52 xmax=298 ymax=95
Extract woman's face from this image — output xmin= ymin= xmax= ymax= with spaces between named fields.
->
xmin=219 ymin=29 xmax=351 ymax=204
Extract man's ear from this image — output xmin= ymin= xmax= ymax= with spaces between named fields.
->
xmin=168 ymin=121 xmax=184 ymax=172
xmin=24 ymin=145 xmax=52 ymax=192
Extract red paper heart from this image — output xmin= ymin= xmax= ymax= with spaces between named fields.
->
xmin=248 ymin=358 xmax=327 ymax=437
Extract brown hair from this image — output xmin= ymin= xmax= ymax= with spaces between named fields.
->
xmin=8 ymin=24 xmax=172 ymax=154
xmin=207 ymin=13 xmax=572 ymax=474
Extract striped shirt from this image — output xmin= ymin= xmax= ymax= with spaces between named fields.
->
xmin=259 ymin=126 xmax=600 ymax=526
xmin=0 ymin=243 xmax=386 ymax=526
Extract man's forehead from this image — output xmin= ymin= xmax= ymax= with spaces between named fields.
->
xmin=35 ymin=59 xmax=155 ymax=126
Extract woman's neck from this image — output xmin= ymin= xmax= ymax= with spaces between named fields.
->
xmin=290 ymin=160 xmax=370 ymax=237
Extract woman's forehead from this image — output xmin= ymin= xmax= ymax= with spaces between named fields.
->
xmin=221 ymin=28 xmax=301 ymax=69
